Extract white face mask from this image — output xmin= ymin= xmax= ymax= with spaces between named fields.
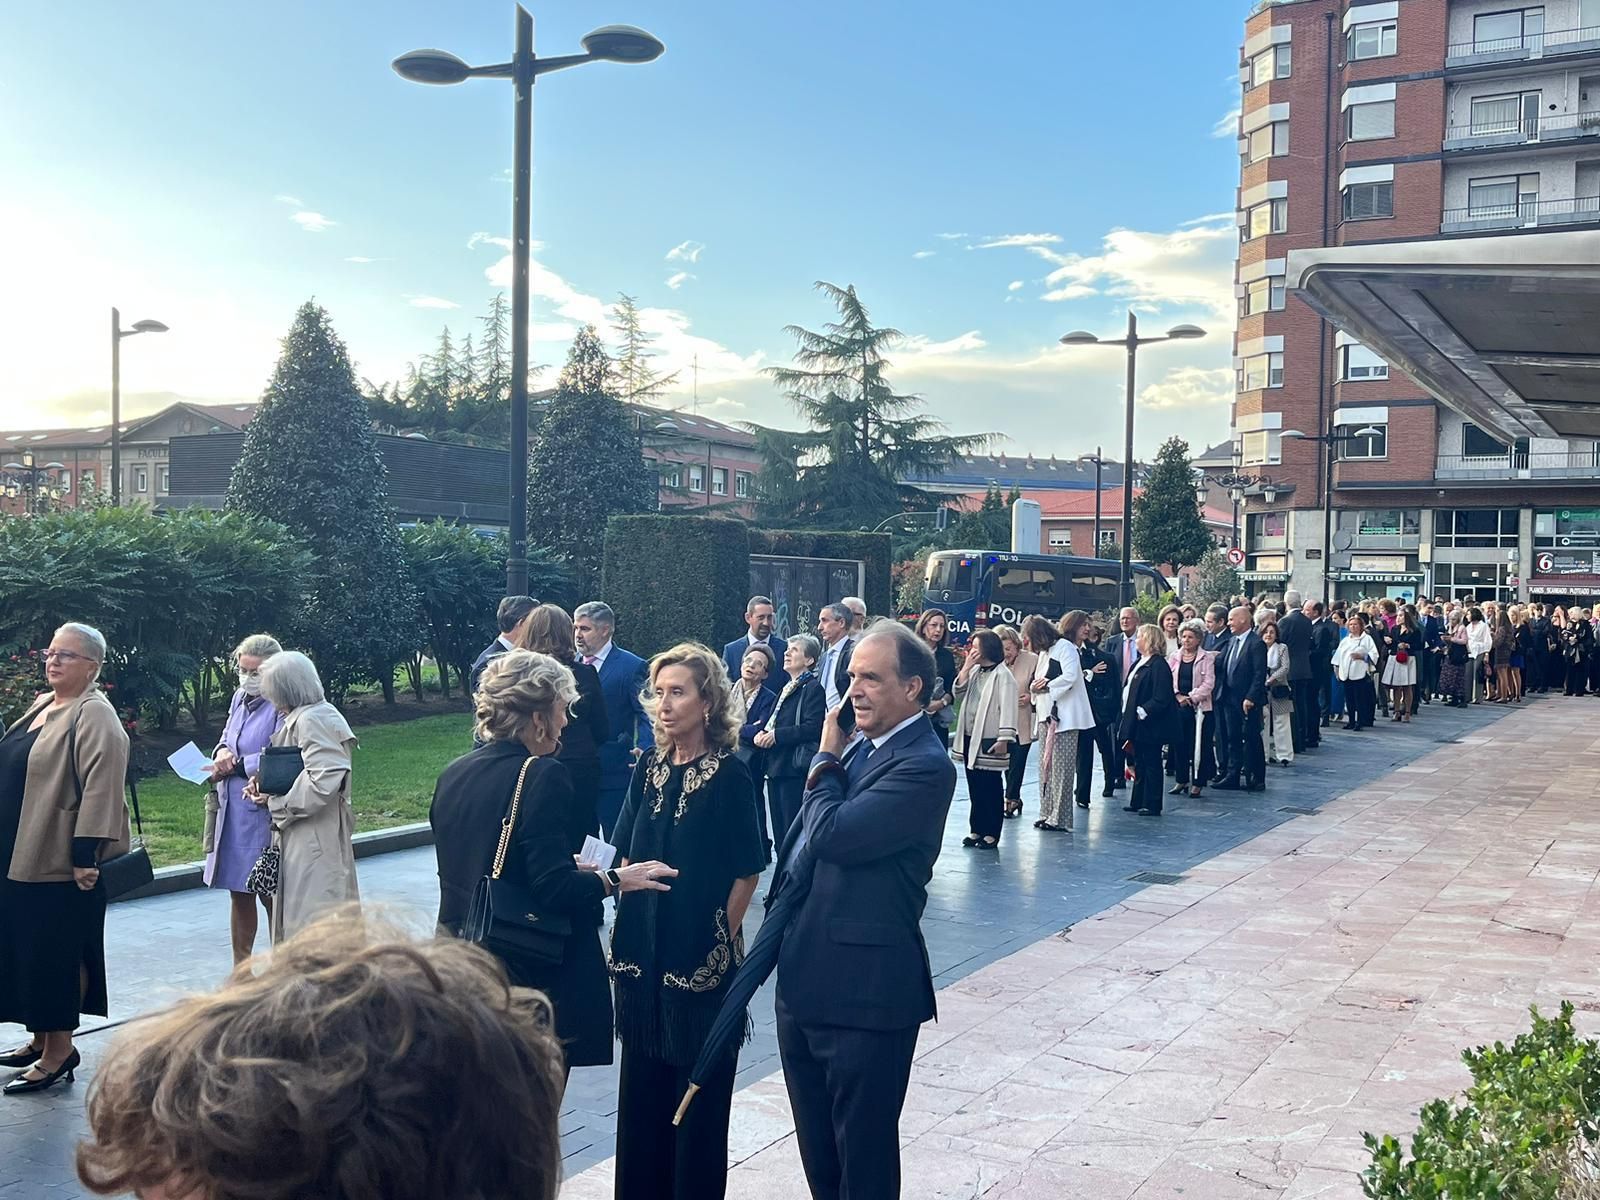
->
xmin=240 ymin=670 xmax=263 ymax=697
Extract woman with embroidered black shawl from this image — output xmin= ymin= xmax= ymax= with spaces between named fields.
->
xmin=609 ymin=643 xmax=765 ymax=1200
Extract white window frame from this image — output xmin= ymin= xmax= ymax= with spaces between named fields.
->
xmin=1343 ymin=181 xmax=1394 ymax=220
xmin=1047 ymin=528 xmax=1072 ymax=550
xmin=1249 ymin=44 xmax=1292 ymax=89
xmin=711 ymin=466 xmax=728 ymax=496
xmin=1347 ymin=99 xmax=1396 ymax=141
xmin=661 ymin=463 xmax=682 ymax=489
xmin=1238 ymin=351 xmax=1285 ymax=391
xmin=1243 ymin=275 xmax=1287 ymax=316
xmin=687 ymin=463 xmax=705 ymax=493
xmin=1347 ymin=20 xmax=1398 ymax=60
xmin=1098 ymin=528 xmax=1117 ymax=548
xmin=1246 ymin=121 xmax=1289 ymax=163
xmin=1338 ymin=423 xmax=1388 ymax=460
xmin=1473 ymin=8 xmax=1544 ymax=54
xmin=156 ymin=465 xmax=169 ymax=494
xmin=734 ymin=471 xmax=752 ymax=498
xmin=1240 ymin=431 xmax=1282 ymax=467
xmin=1246 ymin=197 xmax=1288 ymax=241
xmin=1470 ymin=90 xmax=1540 ymax=138
xmin=1341 ymin=344 xmax=1390 ymax=381
xmin=133 ymin=465 xmax=148 ymax=493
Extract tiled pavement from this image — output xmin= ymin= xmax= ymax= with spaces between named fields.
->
xmin=0 ymin=694 xmax=1556 ymax=1196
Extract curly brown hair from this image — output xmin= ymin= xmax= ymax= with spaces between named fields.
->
xmin=644 ymin=642 xmax=741 ymax=752
xmin=76 ymin=912 xmax=566 ymax=1200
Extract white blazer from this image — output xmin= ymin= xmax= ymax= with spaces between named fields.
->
xmin=1333 ymin=632 xmax=1379 ymax=682
xmin=1033 ymin=639 xmax=1095 ymax=732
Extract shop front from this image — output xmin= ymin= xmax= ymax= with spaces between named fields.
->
xmin=1332 ymin=554 xmax=1425 ymax=604
xmin=1241 ymin=555 xmax=1292 ymax=600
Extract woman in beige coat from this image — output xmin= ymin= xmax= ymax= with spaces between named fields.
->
xmin=249 ymin=651 xmax=359 ymax=942
xmin=993 ymin=626 xmax=1038 ymax=820
xmin=951 ymin=631 xmax=1018 ymax=849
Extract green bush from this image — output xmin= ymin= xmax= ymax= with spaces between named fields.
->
xmin=1362 ymin=1002 xmax=1600 ymax=1200
xmin=748 ymin=529 xmax=893 ymax=618
xmin=603 ymin=515 xmax=750 ymax=659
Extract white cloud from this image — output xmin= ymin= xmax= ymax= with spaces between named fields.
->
xmin=274 ymin=194 xmax=303 ymax=207
xmin=468 ymin=232 xmax=511 ymax=251
xmin=1139 ymin=365 xmax=1234 ymax=412
xmin=912 ymin=250 xmax=937 ymax=260
xmin=936 ymin=232 xmax=968 ymax=240
xmin=973 ymin=233 xmax=1064 ymax=250
xmin=665 ymin=271 xmax=693 ymax=290
xmin=345 ymin=256 xmax=378 ymax=264
xmin=407 ymin=295 xmax=460 ymax=310
xmin=1022 ymin=217 xmax=1239 ymax=321
xmin=1211 ymin=107 xmax=1241 ymax=139
xmin=666 ymin=240 xmax=705 ymax=264
xmin=1007 ymin=280 xmax=1023 ymax=291
xmin=291 ymin=211 xmax=336 ymax=233
xmin=897 ymin=331 xmax=987 ymax=361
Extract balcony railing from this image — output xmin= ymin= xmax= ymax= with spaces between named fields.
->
xmin=1444 ymin=108 xmax=1600 ymax=151
xmin=1436 ymin=448 xmax=1600 ymax=481
xmin=1442 ymin=195 xmax=1600 ymax=232
xmin=1446 ymin=23 xmax=1600 ymax=66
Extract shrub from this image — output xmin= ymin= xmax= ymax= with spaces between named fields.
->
xmin=602 ymin=515 xmax=749 ymax=659
xmin=1362 ymin=1002 xmax=1600 ymax=1200
xmin=747 ymin=529 xmax=893 ymax=618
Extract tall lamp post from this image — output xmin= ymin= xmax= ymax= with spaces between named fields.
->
xmin=393 ymin=10 xmax=664 ymax=597
xmin=111 ymin=309 xmax=169 ymax=506
xmin=1281 ymin=426 xmax=1381 ymax=605
xmin=1077 ymin=448 xmax=1107 ymax=559
xmin=1060 ymin=313 xmax=1206 ymax=607
xmin=1 ymin=451 xmax=68 ymax=516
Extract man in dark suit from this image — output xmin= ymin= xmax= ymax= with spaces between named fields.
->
xmin=1310 ymin=601 xmax=1341 ymax=727
xmin=1214 ymin=605 xmax=1267 ymax=792
xmin=468 ymin=594 xmax=537 ymax=698
xmin=1420 ymin=603 xmax=1445 ymax=703
xmin=1102 ymin=606 xmax=1140 ymax=790
xmin=1202 ymin=603 xmax=1234 ymax=780
xmin=774 ymin=621 xmax=956 ymax=1200
xmin=722 ymin=594 xmax=787 ymax=687
xmin=1527 ymin=603 xmax=1550 ymax=694
xmin=1276 ymin=590 xmax=1315 ymax=752
xmin=574 ymin=601 xmax=654 ymax=837
xmin=816 ymin=603 xmax=855 ymax=712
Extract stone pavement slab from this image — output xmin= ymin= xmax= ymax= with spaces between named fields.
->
xmin=0 ymin=695 xmax=1536 ymax=1195
xmin=558 ymin=697 xmax=1599 ymax=1199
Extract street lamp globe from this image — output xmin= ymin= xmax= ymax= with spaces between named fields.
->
xmin=130 ymin=320 xmax=168 ymax=334
xmin=392 ymin=48 xmax=475 ymax=84
xmin=1165 ymin=324 xmax=1207 ymax=340
xmin=1263 ymin=486 xmax=1278 ymax=504
xmin=1058 ymin=331 xmax=1100 ymax=346
xmin=581 ymin=24 xmax=666 ymax=62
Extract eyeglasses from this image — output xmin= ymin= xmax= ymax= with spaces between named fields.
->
xmin=43 ymin=649 xmax=94 ymax=664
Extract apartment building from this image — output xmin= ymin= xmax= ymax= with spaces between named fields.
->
xmin=1233 ymin=0 xmax=1600 ymax=605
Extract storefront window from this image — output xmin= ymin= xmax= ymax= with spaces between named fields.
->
xmin=1434 ymin=508 xmax=1518 ymax=548
xmin=1354 ymin=509 xmax=1419 ymax=537
xmin=1433 ymin=562 xmax=1509 ymax=601
xmin=1534 ymin=508 xmax=1600 ymax=549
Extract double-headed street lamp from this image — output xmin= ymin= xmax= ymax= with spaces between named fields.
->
xmin=111 ymin=309 xmax=169 ymax=506
xmin=1060 ymin=314 xmax=1206 ymax=607
xmin=393 ymin=9 xmax=665 ymax=597
xmin=1194 ymin=470 xmax=1277 ymax=546
xmin=1281 ymin=426 xmax=1382 ymax=604
xmin=2 ymin=450 xmax=68 ymax=516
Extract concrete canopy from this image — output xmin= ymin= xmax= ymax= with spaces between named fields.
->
xmin=1288 ymin=231 xmax=1600 ymax=443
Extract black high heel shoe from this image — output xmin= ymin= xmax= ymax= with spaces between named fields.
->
xmin=0 ymin=1043 xmax=42 ymax=1069
xmin=3 ymin=1048 xmax=79 ymax=1095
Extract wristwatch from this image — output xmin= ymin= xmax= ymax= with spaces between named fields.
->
xmin=603 ymin=868 xmax=622 ymax=892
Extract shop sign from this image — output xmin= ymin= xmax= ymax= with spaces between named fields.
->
xmin=1350 ymin=554 xmax=1408 ymax=573
xmin=1534 ymin=550 xmax=1600 ymax=575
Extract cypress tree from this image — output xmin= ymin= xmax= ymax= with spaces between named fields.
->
xmin=1130 ymin=436 xmax=1215 ymax=571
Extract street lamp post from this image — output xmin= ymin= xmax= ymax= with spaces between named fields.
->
xmin=111 ymin=309 xmax=169 ymax=506
xmin=1 ymin=451 xmax=68 ymax=516
xmin=394 ymin=9 xmax=664 ymax=598
xmin=1281 ymin=426 xmax=1382 ymax=605
xmin=1060 ymin=313 xmax=1206 ymax=607
xmin=1077 ymin=448 xmax=1107 ymax=559
xmin=1193 ymin=471 xmax=1278 ymax=546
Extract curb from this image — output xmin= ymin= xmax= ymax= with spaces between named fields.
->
xmin=112 ymin=822 xmax=435 ymax=904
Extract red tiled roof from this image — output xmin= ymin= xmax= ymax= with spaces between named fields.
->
xmin=0 ymin=401 xmax=259 ymax=450
xmin=957 ymin=487 xmax=1233 ymax=526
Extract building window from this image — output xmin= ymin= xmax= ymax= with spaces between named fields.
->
xmin=1468 ymin=174 xmax=1539 ymax=220
xmin=1470 ymin=91 xmax=1539 ymax=138
xmin=1098 ymin=529 xmax=1117 ymax=548
xmin=156 ymin=465 xmax=169 ymax=494
xmin=1355 ymin=509 xmax=1420 ymax=537
xmin=1472 ymin=8 xmax=1544 ymax=56
xmin=735 ymin=471 xmax=752 ymax=498
xmin=1535 ymin=508 xmax=1600 ymax=548
xmin=133 ymin=466 xmax=148 ymax=493
xmin=57 ymin=472 xmax=72 ymax=494
xmin=1047 ymin=528 xmax=1072 ymax=550
xmin=1246 ymin=511 xmax=1288 ymax=543
xmin=660 ymin=463 xmax=682 ymax=489
xmin=1242 ymin=275 xmax=1287 ymax=317
xmin=1342 ymin=181 xmax=1394 ymax=221
xmin=711 ymin=466 xmax=728 ymax=496
xmin=1341 ymin=344 xmax=1389 ymax=381
xmin=1245 ymin=198 xmax=1288 ymax=241
xmin=1347 ymin=100 xmax=1395 ymax=141
xmin=1240 ymin=431 xmax=1281 ymax=467
xmin=1246 ymin=121 xmax=1289 ymax=163
xmin=1347 ymin=20 xmax=1397 ymax=60
xmin=1248 ymin=44 xmax=1292 ymax=89
xmin=688 ymin=464 xmax=705 ymax=492
xmin=1434 ymin=561 xmax=1509 ymax=599
xmin=1338 ymin=423 xmax=1388 ymax=460
xmin=1238 ymin=352 xmax=1285 ymax=392
xmin=1435 ymin=508 xmax=1519 ymax=548
xmin=1461 ymin=423 xmax=1510 ymax=458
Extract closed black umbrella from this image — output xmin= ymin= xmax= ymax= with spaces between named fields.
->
xmin=672 ymin=840 xmax=814 ymax=1126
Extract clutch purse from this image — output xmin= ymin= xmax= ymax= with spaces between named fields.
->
xmin=257 ymin=745 xmax=305 ymax=795
xmin=461 ymin=756 xmax=571 ymax=967
xmin=64 ymin=708 xmax=154 ymax=900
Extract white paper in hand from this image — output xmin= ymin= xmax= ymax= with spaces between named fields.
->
xmin=579 ymin=835 xmax=617 ymax=871
xmin=167 ymin=741 xmax=215 ymax=785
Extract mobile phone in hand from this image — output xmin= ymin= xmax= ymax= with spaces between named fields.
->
xmin=837 ymin=699 xmax=857 ymax=734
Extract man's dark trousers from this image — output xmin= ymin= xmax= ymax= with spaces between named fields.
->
xmin=1292 ymin=680 xmax=1320 ymax=749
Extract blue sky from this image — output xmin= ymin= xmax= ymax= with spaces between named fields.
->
xmin=1 ymin=0 xmax=1249 ymax=458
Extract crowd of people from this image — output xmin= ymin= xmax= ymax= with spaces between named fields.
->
xmin=0 ymin=583 xmax=1576 ymax=1198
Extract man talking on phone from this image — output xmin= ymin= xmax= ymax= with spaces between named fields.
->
xmin=772 ymin=619 xmax=956 ymax=1199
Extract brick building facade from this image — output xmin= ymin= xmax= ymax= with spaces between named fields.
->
xmin=1233 ymin=0 xmax=1600 ymax=604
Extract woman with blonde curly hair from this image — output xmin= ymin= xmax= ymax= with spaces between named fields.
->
xmin=432 ymin=650 xmax=674 ymax=1082
xmin=76 ymin=914 xmax=569 ymax=1200
xmin=609 ymin=642 xmax=765 ymax=1200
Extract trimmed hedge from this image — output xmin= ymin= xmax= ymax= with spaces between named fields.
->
xmin=748 ymin=530 xmax=893 ymax=619
xmin=602 ymin=515 xmax=750 ymax=659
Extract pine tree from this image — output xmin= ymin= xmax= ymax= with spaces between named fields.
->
xmin=1130 ymin=436 xmax=1214 ymax=570
xmin=526 ymin=326 xmax=657 ymax=595
xmin=1190 ymin=546 xmax=1243 ymax=609
xmin=610 ymin=293 xmax=678 ymax=404
xmin=226 ymin=301 xmax=421 ymax=699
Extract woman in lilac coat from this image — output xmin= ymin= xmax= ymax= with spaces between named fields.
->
xmin=203 ymin=634 xmax=285 ymax=964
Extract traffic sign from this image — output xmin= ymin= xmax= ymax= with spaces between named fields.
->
xmin=1225 ymin=547 xmax=1245 ymax=566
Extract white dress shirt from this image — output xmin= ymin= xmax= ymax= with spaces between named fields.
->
xmin=820 ymin=636 xmax=848 ymax=711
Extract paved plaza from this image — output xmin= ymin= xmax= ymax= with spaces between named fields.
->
xmin=2 ymin=695 xmax=1586 ymax=1197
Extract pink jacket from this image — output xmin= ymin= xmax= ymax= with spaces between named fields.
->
xmin=1168 ymin=649 xmax=1216 ymax=713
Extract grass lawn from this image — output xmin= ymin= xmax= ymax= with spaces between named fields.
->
xmin=135 ymin=712 xmax=472 ymax=868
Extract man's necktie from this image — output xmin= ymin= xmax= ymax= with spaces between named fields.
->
xmin=845 ymin=740 xmax=874 ymax=787
xmin=1124 ymin=639 xmax=1133 ymax=672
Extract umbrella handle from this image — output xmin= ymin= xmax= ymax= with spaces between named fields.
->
xmin=671 ymin=1083 xmax=701 ymax=1127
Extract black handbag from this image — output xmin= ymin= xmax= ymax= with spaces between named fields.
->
xmin=461 ymin=756 xmax=571 ymax=966
xmin=257 ymin=745 xmax=305 ymax=796
xmin=65 ymin=711 xmax=154 ymax=901
xmin=1270 ymin=683 xmax=1292 ymax=700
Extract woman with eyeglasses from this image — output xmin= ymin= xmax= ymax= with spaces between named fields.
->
xmin=202 ymin=634 xmax=285 ymax=965
xmin=0 ymin=623 xmax=132 ymax=1096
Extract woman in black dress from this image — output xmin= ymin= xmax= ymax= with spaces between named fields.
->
xmin=916 ymin=609 xmax=958 ymax=745
xmin=753 ymin=635 xmax=824 ymax=852
xmin=0 ymin=622 xmax=130 ymax=1095
xmin=1117 ymin=625 xmax=1177 ymax=817
xmin=610 ymin=643 xmax=765 ymax=1200
xmin=518 ymin=604 xmax=610 ymax=840
xmin=431 ymin=649 xmax=672 ymax=1080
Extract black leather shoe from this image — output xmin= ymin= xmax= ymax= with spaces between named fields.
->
xmin=0 ymin=1043 xmax=41 ymax=1070
xmin=1122 ymin=804 xmax=1142 ymax=813
xmin=1213 ymin=778 xmax=1242 ymax=791
xmin=4 ymin=1048 xmax=79 ymax=1095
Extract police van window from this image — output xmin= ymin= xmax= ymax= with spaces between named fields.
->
xmin=926 ymin=554 xmax=975 ymax=599
xmin=1132 ymin=572 xmax=1163 ymax=600
xmin=993 ymin=566 xmax=1060 ymax=606
xmin=1068 ymin=572 xmax=1118 ymax=612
